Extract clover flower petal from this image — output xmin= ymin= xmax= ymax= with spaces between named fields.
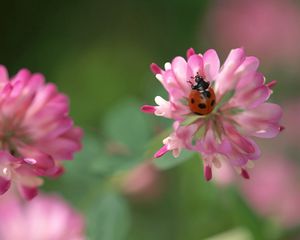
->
xmin=0 ymin=66 xmax=82 ymax=198
xmin=142 ymin=48 xmax=282 ymax=180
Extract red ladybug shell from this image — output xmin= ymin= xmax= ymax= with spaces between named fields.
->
xmin=188 ymin=88 xmax=216 ymax=115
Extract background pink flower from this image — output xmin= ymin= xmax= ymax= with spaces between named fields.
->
xmin=122 ymin=162 xmax=163 ymax=201
xmin=0 ymin=65 xmax=82 ymax=199
xmin=241 ymin=154 xmax=300 ymax=228
xmin=205 ymin=0 xmax=300 ymax=70
xmin=0 ymin=191 xmax=86 ymax=240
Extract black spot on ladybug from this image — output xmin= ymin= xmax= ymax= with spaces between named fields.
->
xmin=211 ymin=100 xmax=215 ymax=106
xmin=198 ymin=103 xmax=206 ymax=109
xmin=191 ymin=98 xmax=195 ymax=104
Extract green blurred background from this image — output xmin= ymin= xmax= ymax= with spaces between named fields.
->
xmin=0 ymin=0 xmax=211 ymax=128
xmin=1 ymin=0 xmax=300 ymax=239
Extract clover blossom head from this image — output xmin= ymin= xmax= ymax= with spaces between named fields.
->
xmin=0 ymin=192 xmax=85 ymax=239
xmin=142 ymin=48 xmax=283 ymax=180
xmin=0 ymin=65 xmax=82 ymax=199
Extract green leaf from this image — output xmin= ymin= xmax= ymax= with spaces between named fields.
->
xmin=103 ymin=99 xmax=151 ymax=155
xmin=81 ymin=99 xmax=154 ymax=175
xmin=87 ymin=192 xmax=131 ymax=240
xmin=154 ymin=150 xmax=195 ymax=170
xmin=42 ymin=135 xmax=107 ymax=206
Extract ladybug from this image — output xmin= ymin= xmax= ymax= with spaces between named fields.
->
xmin=188 ymin=73 xmax=216 ymax=115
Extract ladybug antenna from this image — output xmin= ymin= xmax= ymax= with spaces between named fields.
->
xmin=187 ymin=79 xmax=193 ymax=86
xmin=187 ymin=75 xmax=195 ymax=86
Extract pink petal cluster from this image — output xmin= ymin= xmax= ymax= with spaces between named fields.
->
xmin=0 ymin=192 xmax=85 ymax=240
xmin=141 ymin=48 xmax=282 ymax=180
xmin=0 ymin=65 xmax=82 ymax=199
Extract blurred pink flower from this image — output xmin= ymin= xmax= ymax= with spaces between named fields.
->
xmin=142 ymin=48 xmax=282 ymax=180
xmin=122 ymin=162 xmax=163 ymax=201
xmin=0 ymin=192 xmax=85 ymax=240
xmin=241 ymin=154 xmax=300 ymax=228
xmin=213 ymin=155 xmax=300 ymax=228
xmin=0 ymin=65 xmax=82 ymax=199
xmin=206 ymin=0 xmax=300 ymax=69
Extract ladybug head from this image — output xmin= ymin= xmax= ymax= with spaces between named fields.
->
xmin=190 ymin=73 xmax=209 ymax=91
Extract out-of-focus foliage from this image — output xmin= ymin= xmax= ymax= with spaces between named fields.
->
xmin=1 ymin=0 xmax=300 ymax=239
